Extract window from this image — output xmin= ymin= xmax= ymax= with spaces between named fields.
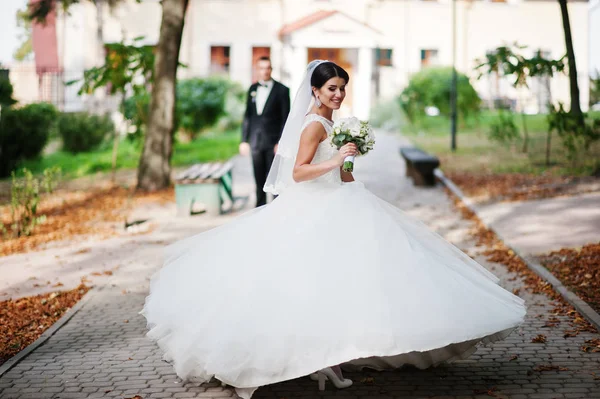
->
xmin=375 ymin=49 xmax=393 ymax=67
xmin=210 ymin=46 xmax=230 ymax=74
xmin=308 ymin=48 xmax=339 ymax=61
xmin=251 ymin=46 xmax=271 ymax=82
xmin=420 ymin=49 xmax=439 ymax=68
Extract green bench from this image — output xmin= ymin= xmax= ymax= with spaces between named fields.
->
xmin=174 ymin=161 xmax=234 ymax=216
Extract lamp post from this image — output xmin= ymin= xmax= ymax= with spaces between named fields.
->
xmin=450 ymin=0 xmax=458 ymax=151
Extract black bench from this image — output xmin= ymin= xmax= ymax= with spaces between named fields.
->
xmin=174 ymin=161 xmax=234 ymax=216
xmin=399 ymin=147 xmax=440 ymax=187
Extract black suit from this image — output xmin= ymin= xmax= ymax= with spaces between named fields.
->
xmin=242 ymin=80 xmax=290 ymax=207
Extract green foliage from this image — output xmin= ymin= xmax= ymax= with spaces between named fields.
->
xmin=591 ymin=70 xmax=600 ymax=106
xmin=0 ymin=75 xmax=17 ymax=107
xmin=0 ymin=103 xmax=58 ymax=177
xmin=28 ymin=0 xmax=139 ymax=24
xmin=176 ymin=77 xmax=229 ymax=137
xmin=399 ymin=67 xmax=481 ymax=123
xmin=0 ymin=167 xmax=61 ymax=238
xmin=58 ymin=112 xmax=115 ymax=153
xmin=215 ymin=81 xmax=246 ymax=131
xmin=76 ymin=37 xmax=154 ymax=98
xmin=123 ymin=91 xmax=150 ymax=141
xmin=14 ymin=7 xmax=33 ymax=61
xmin=123 ymin=78 xmax=241 ymax=140
xmin=475 ymin=44 xmax=567 ymax=89
xmin=548 ymin=103 xmax=600 ymax=161
xmin=488 ymin=112 xmax=520 ymax=144
xmin=17 ymin=130 xmax=240 ymax=178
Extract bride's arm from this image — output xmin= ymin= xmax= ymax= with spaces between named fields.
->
xmin=293 ymin=122 xmax=357 ymax=183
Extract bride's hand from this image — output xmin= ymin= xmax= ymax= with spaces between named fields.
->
xmin=333 ymin=143 xmax=358 ymax=166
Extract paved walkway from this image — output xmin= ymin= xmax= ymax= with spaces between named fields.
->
xmin=475 ymin=192 xmax=600 ymax=256
xmin=1 ymin=132 xmax=599 ymax=399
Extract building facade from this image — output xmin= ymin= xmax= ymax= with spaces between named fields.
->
xmin=19 ymin=0 xmax=593 ymax=118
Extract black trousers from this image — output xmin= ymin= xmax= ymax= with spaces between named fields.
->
xmin=251 ymin=149 xmax=276 ymax=207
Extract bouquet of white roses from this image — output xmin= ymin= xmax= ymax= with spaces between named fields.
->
xmin=331 ymin=117 xmax=375 ymax=172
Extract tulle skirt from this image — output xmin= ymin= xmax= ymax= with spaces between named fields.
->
xmin=141 ymin=180 xmax=526 ymax=398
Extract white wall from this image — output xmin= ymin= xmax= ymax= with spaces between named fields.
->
xmin=47 ymin=0 xmax=592 ymax=114
xmin=591 ymin=0 xmax=600 ymax=105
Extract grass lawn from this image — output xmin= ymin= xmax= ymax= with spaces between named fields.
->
xmin=16 ymin=129 xmax=240 ymax=179
xmin=401 ymin=111 xmax=600 ymax=176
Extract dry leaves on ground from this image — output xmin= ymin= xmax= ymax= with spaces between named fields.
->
xmin=473 ymin=386 xmax=499 ymax=397
xmin=537 ymin=243 xmax=600 ymax=315
xmin=448 ymin=193 xmax=598 ymax=347
xmin=581 ymin=338 xmax=600 ymax=353
xmin=531 ymin=334 xmax=547 ymax=344
xmin=0 ymin=284 xmax=90 ymax=366
xmin=0 ymin=186 xmax=174 ymax=257
xmin=446 ymin=172 xmax=599 ymax=203
xmin=532 ymin=364 xmax=569 ymax=372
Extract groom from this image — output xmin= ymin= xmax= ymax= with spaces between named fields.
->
xmin=240 ymin=56 xmax=290 ymax=207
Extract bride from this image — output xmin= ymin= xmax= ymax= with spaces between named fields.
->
xmin=141 ymin=60 xmax=526 ymax=399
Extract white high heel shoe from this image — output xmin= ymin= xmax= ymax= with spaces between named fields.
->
xmin=316 ymin=367 xmax=352 ymax=390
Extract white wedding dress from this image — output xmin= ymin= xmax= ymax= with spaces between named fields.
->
xmin=142 ymin=114 xmax=526 ymax=399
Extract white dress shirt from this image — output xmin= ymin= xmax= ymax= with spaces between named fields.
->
xmin=255 ymin=79 xmax=273 ymax=115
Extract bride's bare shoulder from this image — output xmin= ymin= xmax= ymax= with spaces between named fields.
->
xmin=301 ymin=120 xmax=327 ymax=143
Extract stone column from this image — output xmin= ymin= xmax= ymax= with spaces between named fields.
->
xmin=354 ymin=46 xmax=373 ymax=120
xmin=230 ymin=43 xmax=252 ymax=88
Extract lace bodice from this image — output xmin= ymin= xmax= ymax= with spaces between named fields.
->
xmin=301 ymin=114 xmax=341 ymax=185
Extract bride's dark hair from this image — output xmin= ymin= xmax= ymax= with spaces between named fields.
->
xmin=310 ymin=62 xmax=349 ymax=89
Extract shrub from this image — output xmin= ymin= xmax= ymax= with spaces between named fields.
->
xmin=215 ymin=81 xmax=246 ymax=131
xmin=58 ymin=112 xmax=115 ymax=153
xmin=0 ymin=167 xmax=61 ymax=238
xmin=488 ymin=112 xmax=520 ymax=144
xmin=0 ymin=74 xmax=17 ymax=107
xmin=176 ymin=77 xmax=229 ymax=137
xmin=0 ymin=102 xmax=57 ymax=177
xmin=123 ymin=77 xmax=239 ymax=140
xmin=399 ymin=67 xmax=481 ymax=123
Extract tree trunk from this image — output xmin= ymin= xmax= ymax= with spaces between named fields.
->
xmin=136 ymin=0 xmax=188 ymax=191
xmin=546 ymin=129 xmax=552 ymax=166
xmin=558 ymin=0 xmax=584 ymax=125
xmin=520 ymin=111 xmax=529 ymax=153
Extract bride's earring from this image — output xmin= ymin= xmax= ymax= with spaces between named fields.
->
xmin=315 ymin=97 xmax=322 ymax=108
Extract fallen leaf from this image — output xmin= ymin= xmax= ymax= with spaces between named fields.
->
xmin=531 ymin=334 xmax=547 ymax=344
xmin=533 ymin=364 xmax=569 ymax=372
xmin=581 ymin=338 xmax=600 ymax=353
xmin=0 ymin=284 xmax=90 ymax=366
xmin=473 ymin=386 xmax=498 ymax=397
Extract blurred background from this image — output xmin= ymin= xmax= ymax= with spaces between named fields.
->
xmin=0 ymin=0 xmax=599 ymax=183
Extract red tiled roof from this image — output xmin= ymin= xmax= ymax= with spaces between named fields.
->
xmin=278 ymin=9 xmax=382 ymax=39
xmin=279 ymin=10 xmax=338 ymax=38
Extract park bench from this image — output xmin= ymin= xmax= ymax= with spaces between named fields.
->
xmin=399 ymin=147 xmax=440 ymax=187
xmin=174 ymin=161 xmax=235 ymax=216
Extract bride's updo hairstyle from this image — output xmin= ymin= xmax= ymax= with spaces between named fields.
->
xmin=310 ymin=62 xmax=350 ymax=90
